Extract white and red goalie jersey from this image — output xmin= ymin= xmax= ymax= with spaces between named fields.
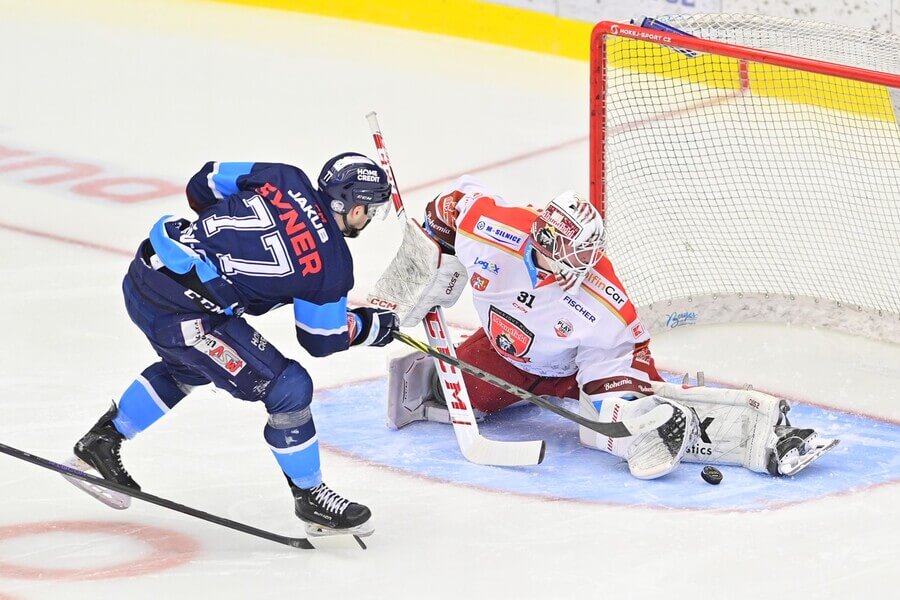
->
xmin=423 ymin=176 xmax=662 ymax=412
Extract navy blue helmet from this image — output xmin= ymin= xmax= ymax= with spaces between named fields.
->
xmin=318 ymin=152 xmax=391 ymax=217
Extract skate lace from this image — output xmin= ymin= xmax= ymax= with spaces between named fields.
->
xmin=311 ymin=483 xmax=351 ymax=515
xmin=110 ymin=443 xmax=129 ymax=474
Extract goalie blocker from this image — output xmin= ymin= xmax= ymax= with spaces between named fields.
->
xmin=369 ymin=219 xmax=466 ymax=327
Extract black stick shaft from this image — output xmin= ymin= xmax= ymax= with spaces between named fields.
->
xmin=0 ymin=442 xmax=314 ymax=550
xmin=392 ymin=331 xmax=632 ymax=438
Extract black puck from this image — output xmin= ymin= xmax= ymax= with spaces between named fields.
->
xmin=701 ymin=466 xmax=723 ymax=485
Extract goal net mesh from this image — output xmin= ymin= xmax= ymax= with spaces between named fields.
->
xmin=596 ymin=15 xmax=900 ymax=340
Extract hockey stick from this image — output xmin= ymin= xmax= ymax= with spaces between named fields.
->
xmin=392 ymin=331 xmax=672 ymax=438
xmin=0 ymin=442 xmax=316 ymax=550
xmin=367 ymin=111 xmax=545 ymax=466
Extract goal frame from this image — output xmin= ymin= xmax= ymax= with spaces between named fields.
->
xmin=589 ymin=20 xmax=900 ymax=342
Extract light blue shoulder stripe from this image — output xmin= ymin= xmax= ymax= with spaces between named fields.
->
xmin=523 ymin=240 xmax=540 ymax=288
xmin=148 ymin=216 xmax=220 ymax=283
xmin=208 ymin=161 xmax=255 ymax=199
xmin=293 ymin=297 xmax=348 ymax=335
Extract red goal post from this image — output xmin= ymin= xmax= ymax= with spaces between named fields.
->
xmin=590 ymin=16 xmax=900 ymax=342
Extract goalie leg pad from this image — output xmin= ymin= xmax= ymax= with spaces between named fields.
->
xmin=386 ymin=350 xmax=451 ymax=429
xmin=650 ymin=381 xmax=838 ymax=474
xmin=651 ymin=381 xmax=782 ymax=472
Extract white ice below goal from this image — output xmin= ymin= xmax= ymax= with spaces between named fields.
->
xmin=591 ymin=15 xmax=900 ymax=343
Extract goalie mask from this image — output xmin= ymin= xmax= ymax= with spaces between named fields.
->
xmin=318 ymin=152 xmax=392 ymax=237
xmin=530 ymin=191 xmax=606 ymax=291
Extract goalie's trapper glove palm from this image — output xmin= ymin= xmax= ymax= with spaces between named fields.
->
xmin=350 ymin=307 xmax=398 ymax=347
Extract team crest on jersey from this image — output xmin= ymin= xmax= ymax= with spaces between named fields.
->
xmin=470 ymin=273 xmax=490 ymax=291
xmin=198 ymin=334 xmax=245 ymax=374
xmin=554 ymin=318 xmax=574 ymax=338
xmin=488 ymin=306 xmax=534 ymax=363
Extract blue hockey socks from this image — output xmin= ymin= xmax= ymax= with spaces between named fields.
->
xmin=113 ymin=362 xmax=188 ymax=439
xmin=264 ymin=408 xmax=321 ymax=489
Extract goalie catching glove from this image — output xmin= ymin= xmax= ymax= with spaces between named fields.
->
xmin=580 ymin=393 xmax=700 ymax=479
xmin=368 ymin=219 xmax=466 ymax=327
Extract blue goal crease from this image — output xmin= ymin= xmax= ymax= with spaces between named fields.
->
xmin=311 ymin=373 xmax=900 ymax=511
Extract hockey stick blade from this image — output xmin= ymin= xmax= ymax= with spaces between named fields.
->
xmin=0 ymin=442 xmax=315 ymax=550
xmin=392 ymin=331 xmax=671 ymax=438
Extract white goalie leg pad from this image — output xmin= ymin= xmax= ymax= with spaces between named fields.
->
xmin=650 ymin=381 xmax=783 ymax=473
xmin=386 ymin=349 xmax=450 ymax=429
xmin=368 ymin=219 xmax=466 ymax=327
xmin=579 ymin=392 xmax=699 ymax=479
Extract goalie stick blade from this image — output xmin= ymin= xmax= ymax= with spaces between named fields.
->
xmin=61 ymin=455 xmax=132 ymax=510
xmin=461 ymin=436 xmax=546 ymax=466
xmin=0 ymin=442 xmax=316 ymax=551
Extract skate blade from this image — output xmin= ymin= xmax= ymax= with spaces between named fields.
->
xmin=60 ymin=456 xmax=131 ymax=510
xmin=779 ymin=438 xmax=839 ymax=476
xmin=304 ymin=521 xmax=374 ymax=539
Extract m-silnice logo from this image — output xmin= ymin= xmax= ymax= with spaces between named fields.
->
xmin=474 ymin=216 xmax=525 ymax=251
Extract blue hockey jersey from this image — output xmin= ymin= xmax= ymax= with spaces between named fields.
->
xmin=147 ymin=161 xmax=356 ymax=357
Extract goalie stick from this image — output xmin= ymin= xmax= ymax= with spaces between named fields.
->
xmin=0 ymin=441 xmax=318 ymax=550
xmin=392 ymin=330 xmax=673 ymax=438
xmin=367 ymin=111 xmax=545 ymax=466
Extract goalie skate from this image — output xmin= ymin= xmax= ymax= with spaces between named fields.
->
xmin=60 ymin=455 xmax=131 ymax=510
xmin=767 ymin=426 xmax=839 ymax=476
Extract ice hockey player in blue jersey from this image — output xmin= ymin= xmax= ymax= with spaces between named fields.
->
xmin=69 ymin=153 xmax=398 ymax=538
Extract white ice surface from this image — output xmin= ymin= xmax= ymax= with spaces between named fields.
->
xmin=0 ymin=1 xmax=897 ymax=599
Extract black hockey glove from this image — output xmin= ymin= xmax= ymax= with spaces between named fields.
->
xmin=350 ymin=307 xmax=398 ymax=347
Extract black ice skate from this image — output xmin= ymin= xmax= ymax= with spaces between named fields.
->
xmin=63 ymin=403 xmax=137 ymax=509
xmin=290 ymin=479 xmax=373 ymax=539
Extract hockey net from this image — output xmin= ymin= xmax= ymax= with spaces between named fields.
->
xmin=591 ymin=15 xmax=900 ymax=343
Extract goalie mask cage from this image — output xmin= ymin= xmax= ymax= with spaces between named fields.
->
xmin=590 ymin=15 xmax=900 ymax=343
